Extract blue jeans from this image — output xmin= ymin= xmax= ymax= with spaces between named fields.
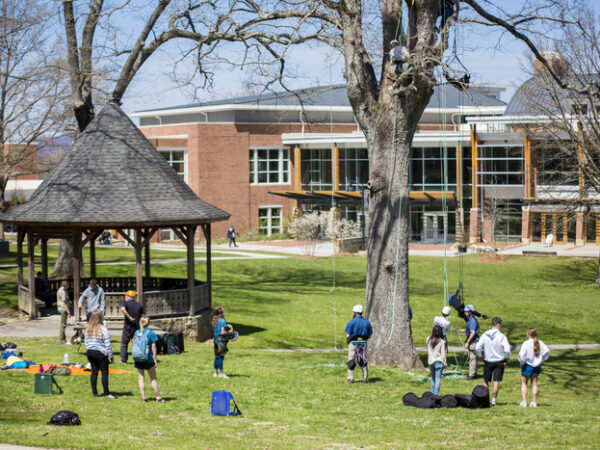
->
xmin=430 ymin=361 xmax=444 ymax=395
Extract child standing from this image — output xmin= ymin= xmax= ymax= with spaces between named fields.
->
xmin=212 ymin=306 xmax=233 ymax=378
xmin=517 ymin=328 xmax=550 ymax=407
xmin=426 ymin=325 xmax=447 ymax=395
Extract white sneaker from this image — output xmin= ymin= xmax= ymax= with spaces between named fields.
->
xmin=218 ymin=373 xmax=229 ymax=379
xmin=519 ymin=401 xmax=527 ymax=407
xmin=213 ymin=373 xmax=218 ymax=378
xmin=529 ymin=402 xmax=537 ymax=407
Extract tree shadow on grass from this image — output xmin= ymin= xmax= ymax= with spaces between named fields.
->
xmin=229 ymin=323 xmax=265 ymax=336
xmin=541 ymin=349 xmax=600 ymax=394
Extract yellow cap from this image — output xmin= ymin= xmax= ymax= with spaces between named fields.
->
xmin=125 ymin=290 xmax=136 ymax=298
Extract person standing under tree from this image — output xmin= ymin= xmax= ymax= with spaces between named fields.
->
xmin=457 ymin=304 xmax=480 ymax=379
xmin=120 ymin=290 xmax=143 ymax=364
xmin=133 ymin=316 xmax=164 ymax=403
xmin=475 ymin=317 xmax=511 ymax=406
xmin=427 ymin=325 xmax=447 ymax=395
xmin=57 ymin=281 xmax=71 ymax=345
xmin=344 ymin=304 xmax=373 ymax=384
xmin=518 ymin=328 xmax=549 ymax=408
xmin=227 ymin=225 xmax=238 ymax=247
xmin=212 ymin=305 xmax=234 ymax=378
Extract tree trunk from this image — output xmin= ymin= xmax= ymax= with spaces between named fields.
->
xmin=51 ymin=238 xmax=86 ymax=280
xmin=362 ymin=98 xmax=424 ymax=369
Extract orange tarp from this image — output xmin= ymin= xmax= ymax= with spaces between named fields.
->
xmin=10 ymin=364 xmax=131 ymax=375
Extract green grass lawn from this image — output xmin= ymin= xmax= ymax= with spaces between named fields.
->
xmin=1 ymin=254 xmax=599 ymax=447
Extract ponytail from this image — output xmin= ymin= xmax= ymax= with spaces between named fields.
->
xmin=139 ymin=316 xmax=149 ymax=330
xmin=528 ymin=328 xmax=540 ymax=356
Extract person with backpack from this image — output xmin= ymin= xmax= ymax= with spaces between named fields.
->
xmin=426 ymin=325 xmax=447 ymax=395
xmin=120 ymin=290 xmax=143 ymax=364
xmin=475 ymin=316 xmax=511 ymax=406
xmin=84 ymin=310 xmax=114 ymax=399
xmin=344 ymin=304 xmax=373 ymax=384
xmin=212 ymin=305 xmax=234 ymax=378
xmin=517 ymin=328 xmax=549 ymax=408
xmin=132 ymin=316 xmax=164 ymax=403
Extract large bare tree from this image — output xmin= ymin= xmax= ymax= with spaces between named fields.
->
xmin=0 ymin=0 xmax=69 ymax=240
xmin=55 ymin=0 xmax=575 ymax=366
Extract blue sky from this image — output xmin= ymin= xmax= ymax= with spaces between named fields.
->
xmin=119 ymin=0 xmax=595 ymax=114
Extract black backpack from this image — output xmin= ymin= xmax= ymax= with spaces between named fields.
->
xmin=440 ymin=394 xmax=458 ymax=408
xmin=402 ymin=392 xmax=419 ymax=407
xmin=47 ymin=410 xmax=81 ymax=426
xmin=472 ymin=385 xmax=490 ymax=408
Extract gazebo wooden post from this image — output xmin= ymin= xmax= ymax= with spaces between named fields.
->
xmin=135 ymin=229 xmax=144 ymax=307
xmin=187 ymin=225 xmax=196 ymax=316
xmin=27 ymin=230 xmax=37 ymax=317
xmin=90 ymin=232 xmax=96 ymax=279
xmin=41 ymin=238 xmax=48 ymax=283
xmin=73 ymin=230 xmax=81 ymax=322
xmin=144 ymin=229 xmax=151 ymax=288
xmin=17 ymin=229 xmax=24 ymax=287
xmin=202 ymin=224 xmax=212 ymax=306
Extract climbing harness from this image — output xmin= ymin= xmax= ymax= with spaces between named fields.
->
xmin=352 ymin=341 xmax=368 ymax=369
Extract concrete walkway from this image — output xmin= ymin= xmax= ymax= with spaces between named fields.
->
xmin=264 ymin=344 xmax=600 ymax=353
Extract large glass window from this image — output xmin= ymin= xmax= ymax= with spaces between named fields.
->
xmin=250 ymin=148 xmax=289 ymax=184
xmin=538 ymin=148 xmax=578 ymax=186
xmin=300 ymin=148 xmax=332 ymax=190
xmin=409 ymin=146 xmax=457 ymax=192
xmin=159 ymin=149 xmax=186 ymax=181
xmin=339 ymin=148 xmax=369 ymax=191
xmin=259 ymin=206 xmax=282 ymax=236
xmin=478 ymin=145 xmax=523 ymax=185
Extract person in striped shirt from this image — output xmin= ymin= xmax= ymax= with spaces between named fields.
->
xmin=84 ymin=310 xmax=114 ymax=398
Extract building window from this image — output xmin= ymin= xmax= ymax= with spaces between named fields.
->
xmin=477 ymin=145 xmax=523 ymax=185
xmin=410 ymin=147 xmax=457 ymax=192
xmin=259 ymin=206 xmax=282 ymax=236
xmin=339 ymin=148 xmax=369 ymax=191
xmin=250 ymin=148 xmax=289 ymax=184
xmin=159 ymin=149 xmax=187 ymax=182
xmin=301 ymin=148 xmax=332 ymax=191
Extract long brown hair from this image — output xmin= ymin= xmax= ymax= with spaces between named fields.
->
xmin=212 ymin=305 xmax=224 ymax=327
xmin=428 ymin=325 xmax=444 ymax=349
xmin=528 ymin=328 xmax=540 ymax=356
xmin=87 ymin=310 xmax=104 ymax=338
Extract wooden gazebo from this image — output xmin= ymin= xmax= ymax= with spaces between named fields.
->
xmin=0 ymin=102 xmax=230 ymax=324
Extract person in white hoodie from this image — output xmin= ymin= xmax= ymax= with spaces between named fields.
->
xmin=475 ymin=317 xmax=511 ymax=406
xmin=433 ymin=306 xmax=452 ymax=339
xmin=517 ymin=328 xmax=549 ymax=408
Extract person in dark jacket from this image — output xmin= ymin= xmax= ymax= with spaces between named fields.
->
xmin=345 ymin=304 xmax=373 ymax=383
xmin=227 ymin=226 xmax=238 ymax=247
xmin=120 ymin=290 xmax=143 ymax=364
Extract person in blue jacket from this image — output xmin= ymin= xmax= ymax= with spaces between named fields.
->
xmin=457 ymin=304 xmax=480 ymax=379
xmin=345 ymin=304 xmax=373 ymax=384
xmin=212 ymin=305 xmax=234 ymax=378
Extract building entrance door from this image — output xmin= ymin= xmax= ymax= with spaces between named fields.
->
xmin=423 ymin=213 xmax=447 ymax=243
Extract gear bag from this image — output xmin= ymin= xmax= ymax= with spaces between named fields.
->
xmin=211 ymin=390 xmax=241 ymax=416
xmin=440 ymin=394 xmax=458 ymax=408
xmin=472 ymin=385 xmax=490 ymax=408
xmin=47 ymin=410 xmax=81 ymax=426
xmin=402 ymin=393 xmax=419 ymax=407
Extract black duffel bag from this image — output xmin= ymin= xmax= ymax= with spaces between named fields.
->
xmin=440 ymin=394 xmax=458 ymax=408
xmin=472 ymin=385 xmax=490 ymax=408
xmin=455 ymin=393 xmax=479 ymax=408
xmin=402 ymin=392 xmax=419 ymax=407
xmin=47 ymin=410 xmax=81 ymax=426
xmin=416 ymin=395 xmax=439 ymax=409
xmin=421 ymin=391 xmax=442 ymax=406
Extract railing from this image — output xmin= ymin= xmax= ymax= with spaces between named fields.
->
xmin=69 ymin=277 xmax=210 ymax=320
xmin=18 ymin=285 xmax=44 ymax=318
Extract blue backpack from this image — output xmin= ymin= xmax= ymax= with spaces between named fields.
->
xmin=211 ymin=391 xmax=241 ymax=416
xmin=132 ymin=329 xmax=150 ymax=362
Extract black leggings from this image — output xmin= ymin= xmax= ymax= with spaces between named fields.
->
xmin=86 ymin=349 xmax=110 ymax=396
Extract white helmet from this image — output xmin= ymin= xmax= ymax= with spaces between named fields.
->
xmin=352 ymin=304 xmax=363 ymax=314
xmin=442 ymin=306 xmax=451 ymax=316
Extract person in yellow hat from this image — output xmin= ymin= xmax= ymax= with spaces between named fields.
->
xmin=120 ymin=290 xmax=143 ymax=364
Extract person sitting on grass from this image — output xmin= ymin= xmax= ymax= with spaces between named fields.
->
xmin=133 ymin=316 xmax=164 ymax=403
xmin=84 ymin=310 xmax=114 ymax=399
xmin=212 ymin=305 xmax=234 ymax=378
xmin=345 ymin=304 xmax=373 ymax=384
xmin=475 ymin=316 xmax=511 ymax=406
xmin=427 ymin=324 xmax=447 ymax=395
xmin=517 ymin=327 xmax=549 ymax=408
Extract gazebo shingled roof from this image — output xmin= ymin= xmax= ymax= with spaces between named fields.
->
xmin=1 ymin=102 xmax=229 ymax=323
xmin=1 ymin=101 xmax=230 ymax=227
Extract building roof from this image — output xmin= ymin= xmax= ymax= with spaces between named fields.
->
xmin=1 ymin=102 xmax=230 ymax=227
xmin=136 ymin=83 xmax=505 ymax=115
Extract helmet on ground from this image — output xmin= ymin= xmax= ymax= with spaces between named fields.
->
xmin=352 ymin=304 xmax=363 ymax=314
xmin=125 ymin=290 xmax=136 ymax=298
xmin=464 ymin=304 xmax=475 ymax=312
xmin=442 ymin=306 xmax=451 ymax=316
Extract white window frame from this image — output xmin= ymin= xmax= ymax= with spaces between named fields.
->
xmin=258 ymin=205 xmax=283 ymax=237
xmin=158 ymin=147 xmax=188 ymax=184
xmin=250 ymin=147 xmax=290 ymax=185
